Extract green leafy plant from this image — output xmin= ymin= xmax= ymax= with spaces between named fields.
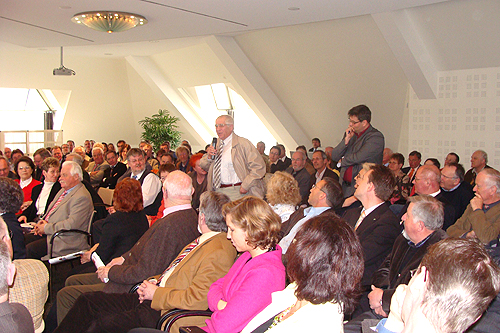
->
xmin=139 ymin=109 xmax=182 ymax=151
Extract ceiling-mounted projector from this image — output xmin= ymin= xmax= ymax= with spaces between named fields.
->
xmin=53 ymin=46 xmax=76 ymax=76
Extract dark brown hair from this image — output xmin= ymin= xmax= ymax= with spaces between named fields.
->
xmin=286 ymin=213 xmax=364 ymax=313
xmin=367 ymin=164 xmax=396 ymax=201
xmin=14 ymin=156 xmax=35 ymax=177
xmin=222 ymin=196 xmax=281 ymax=250
xmin=113 ymin=178 xmax=143 ymax=212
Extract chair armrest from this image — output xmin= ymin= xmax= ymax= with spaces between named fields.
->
xmin=49 ymin=229 xmax=92 ymax=259
xmin=157 ymin=309 xmax=213 ymax=331
xmin=129 ymin=282 xmax=142 ymax=294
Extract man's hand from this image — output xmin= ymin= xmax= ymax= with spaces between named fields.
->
xmin=18 ymin=216 xmax=27 ymax=223
xmin=137 ymin=280 xmax=158 ymax=303
xmin=206 ymin=145 xmax=217 ymax=159
xmin=470 ymin=193 xmax=483 ymax=211
xmin=345 ymin=126 xmax=355 ymax=145
xmin=239 ymin=186 xmax=248 ymax=194
xmin=374 ymin=306 xmax=388 ymax=317
xmin=34 ymin=220 xmax=48 ymax=236
xmin=107 ymin=256 xmax=125 ymax=268
xmin=107 ymin=206 xmax=116 ymax=214
xmin=97 ymin=266 xmax=110 ymax=282
xmin=368 ymin=285 xmax=384 ymax=309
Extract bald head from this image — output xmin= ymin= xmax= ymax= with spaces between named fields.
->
xmin=414 ymin=165 xmax=441 ymax=194
xmin=164 ymin=170 xmax=193 ymax=202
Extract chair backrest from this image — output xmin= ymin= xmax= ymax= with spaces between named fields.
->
xmin=97 ymin=188 xmax=114 ymax=206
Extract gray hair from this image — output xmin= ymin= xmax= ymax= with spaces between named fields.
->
xmin=476 ymin=150 xmax=488 ymax=164
xmin=0 ymin=156 xmax=9 ymax=166
xmin=481 ymin=168 xmax=500 ymax=195
xmin=92 ymin=147 xmax=104 ymax=157
xmin=164 ymin=170 xmax=193 ymax=199
xmin=62 ymin=161 xmax=83 ymax=182
xmin=218 ymin=114 xmax=234 ymax=125
xmin=66 ymin=153 xmax=83 ymax=166
xmin=199 ymin=191 xmax=231 ymax=232
xmin=0 ymin=241 xmax=11 ymax=295
xmin=409 ymin=195 xmax=444 ymax=230
xmin=313 ymin=150 xmax=327 ymax=160
xmin=293 ymin=150 xmax=306 ymax=160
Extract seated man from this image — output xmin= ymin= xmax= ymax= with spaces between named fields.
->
xmin=344 ymin=195 xmax=447 ymax=333
xmin=285 ymin=151 xmax=312 ymax=205
xmin=440 ymin=162 xmax=474 ymax=222
xmin=447 ymin=168 xmax=500 ymax=244
xmin=86 ymin=147 xmax=110 ymax=189
xmin=342 ymin=164 xmax=401 ymax=313
xmin=55 ymin=171 xmax=200 ymax=323
xmin=99 ymin=150 xmax=127 ymax=189
xmin=0 ymin=233 xmax=34 ymax=333
xmin=375 ymin=238 xmax=500 ymax=333
xmin=118 ymin=148 xmax=162 ymax=216
xmin=54 ymin=191 xmax=236 ymax=332
xmin=26 ymin=161 xmax=94 ymax=260
xmin=279 ymin=177 xmax=343 ymax=254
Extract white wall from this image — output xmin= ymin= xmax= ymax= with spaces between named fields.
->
xmin=406 ymin=66 xmax=500 ymax=170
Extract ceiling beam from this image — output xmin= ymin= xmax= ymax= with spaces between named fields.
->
xmin=205 ymin=35 xmax=307 ymax=151
xmin=372 ymin=10 xmax=437 ymax=99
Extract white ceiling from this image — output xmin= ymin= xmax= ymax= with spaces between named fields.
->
xmin=0 ymin=0 xmax=451 ymax=58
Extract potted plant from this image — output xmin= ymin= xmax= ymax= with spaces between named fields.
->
xmin=139 ymin=109 xmax=182 ymax=151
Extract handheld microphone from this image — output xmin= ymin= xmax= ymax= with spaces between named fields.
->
xmin=210 ymin=137 xmax=217 ymax=160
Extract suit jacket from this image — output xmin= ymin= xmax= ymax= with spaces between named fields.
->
xmin=402 ymin=165 xmax=421 ymax=184
xmin=21 ymin=181 xmax=61 ymax=221
xmin=43 ymin=182 xmax=94 ymax=259
xmin=150 ymin=232 xmax=237 ymax=316
xmin=330 ymin=125 xmax=384 ymax=197
xmin=3 ymin=213 xmax=26 ymax=260
xmin=86 ymin=161 xmax=110 ymax=188
xmin=310 ymin=167 xmax=340 ymax=185
xmin=464 ymin=165 xmax=493 ymax=188
xmin=200 ymin=133 xmax=266 ymax=198
xmin=285 ymin=167 xmax=312 ymax=205
xmin=99 ymin=162 xmax=127 ymax=189
xmin=371 ymin=229 xmax=448 ymax=313
xmin=342 ymin=202 xmax=401 ymax=287
xmin=105 ymin=208 xmax=199 ymax=293
xmin=447 ymin=201 xmax=500 ymax=244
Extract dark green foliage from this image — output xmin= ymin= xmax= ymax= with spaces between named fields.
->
xmin=139 ymin=109 xmax=181 ymax=151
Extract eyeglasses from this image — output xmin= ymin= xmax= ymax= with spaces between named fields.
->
xmin=18 ymin=166 xmax=31 ymax=170
xmin=348 ymin=119 xmax=361 ymax=125
xmin=311 ymin=184 xmax=326 ymax=193
xmin=291 ymin=158 xmax=305 ymax=162
xmin=441 ymin=174 xmax=457 ymax=179
xmin=215 ymin=124 xmax=228 ymax=128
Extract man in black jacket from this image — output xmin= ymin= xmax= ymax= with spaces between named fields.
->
xmin=345 ymin=195 xmax=447 ymax=332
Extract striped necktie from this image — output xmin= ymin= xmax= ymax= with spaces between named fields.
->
xmin=157 ymin=237 xmax=200 ymax=285
xmin=45 ymin=190 xmax=68 ymax=220
xmin=213 ymin=140 xmax=224 ymax=189
xmin=354 ymin=209 xmax=366 ymax=230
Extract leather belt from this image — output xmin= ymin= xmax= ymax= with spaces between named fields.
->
xmin=220 ymin=182 xmax=242 ymax=188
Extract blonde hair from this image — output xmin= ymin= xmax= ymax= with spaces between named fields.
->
xmin=266 ymin=171 xmax=301 ymax=206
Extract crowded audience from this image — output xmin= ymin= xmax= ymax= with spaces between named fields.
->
xmin=1 ymin=109 xmax=500 ymax=333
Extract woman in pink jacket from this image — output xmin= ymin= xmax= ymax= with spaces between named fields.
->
xmin=203 ymin=196 xmax=286 ymax=333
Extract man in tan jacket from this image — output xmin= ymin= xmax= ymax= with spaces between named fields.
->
xmin=201 ymin=115 xmax=266 ymax=200
xmin=54 ymin=191 xmax=237 ymax=332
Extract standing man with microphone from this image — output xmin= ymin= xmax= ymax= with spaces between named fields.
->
xmin=200 ymin=115 xmax=266 ymax=200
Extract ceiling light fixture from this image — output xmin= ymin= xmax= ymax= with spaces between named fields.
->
xmin=71 ymin=11 xmax=148 ymax=33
